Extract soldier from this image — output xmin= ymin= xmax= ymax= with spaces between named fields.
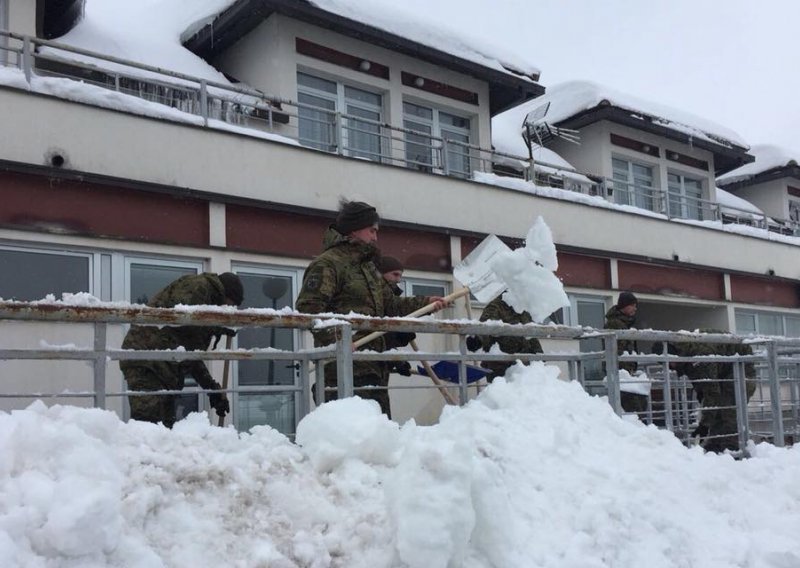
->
xmin=604 ymin=291 xmax=648 ymax=415
xmin=378 ymin=255 xmax=415 ymax=378
xmin=672 ymin=336 xmax=756 ymax=453
xmin=296 ymin=199 xmax=447 ymax=417
xmin=466 ymin=295 xmax=543 ymax=382
xmin=120 ymin=272 xmax=243 ymax=428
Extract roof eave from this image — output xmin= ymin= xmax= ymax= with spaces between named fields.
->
xmin=718 ymin=165 xmax=800 ymax=191
xmin=182 ymin=0 xmax=544 ymax=115
xmin=556 ymin=105 xmax=753 ymax=174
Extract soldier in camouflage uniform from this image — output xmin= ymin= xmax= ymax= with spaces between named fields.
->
xmin=378 ymin=255 xmax=416 ymax=378
xmin=296 ymin=200 xmax=445 ymax=417
xmin=466 ymin=295 xmax=543 ymax=382
xmin=604 ymin=291 xmax=648 ymax=414
xmin=672 ymin=335 xmax=756 ymax=453
xmin=120 ymin=272 xmax=244 ymax=427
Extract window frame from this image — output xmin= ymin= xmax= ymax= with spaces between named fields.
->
xmin=667 ymin=171 xmax=704 ymax=220
xmin=402 ymin=100 xmax=473 ymax=177
xmin=123 ymin=256 xmax=204 ymax=304
xmin=735 ymin=309 xmax=800 ymax=338
xmin=0 ymin=243 xmax=95 ymax=301
xmin=611 ymin=155 xmax=658 ymax=212
xmin=296 ymin=70 xmax=385 ymax=161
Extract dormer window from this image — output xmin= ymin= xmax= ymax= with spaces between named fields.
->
xmin=296 ymin=72 xmax=384 ymax=161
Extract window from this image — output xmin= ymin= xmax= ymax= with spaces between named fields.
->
xmin=789 ymin=199 xmax=800 ymax=223
xmin=736 ymin=310 xmax=800 ymax=338
xmin=568 ymin=296 xmax=608 ymax=385
xmin=400 ymin=277 xmax=449 ymax=300
xmin=125 ymin=257 xmax=201 ymax=305
xmin=297 ymin=72 xmax=383 ymax=161
xmin=232 ymin=266 xmax=300 ymax=435
xmin=0 ymin=247 xmax=91 ymax=301
xmin=612 ymin=158 xmax=657 ymax=212
xmin=668 ymin=173 xmax=704 ymax=220
xmin=403 ymin=102 xmax=471 ymax=177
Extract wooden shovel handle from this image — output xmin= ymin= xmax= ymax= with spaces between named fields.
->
xmin=410 ymin=340 xmax=457 ymax=405
xmin=217 ymin=334 xmax=233 ymax=427
xmin=353 ymin=287 xmax=470 ymax=349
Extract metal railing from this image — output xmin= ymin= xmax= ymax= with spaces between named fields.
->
xmin=2 ymin=301 xmax=800 ymax=454
xmin=1 ymin=31 xmax=799 ymax=236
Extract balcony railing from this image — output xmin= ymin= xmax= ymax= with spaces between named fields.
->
xmin=1 ymin=31 xmax=798 ymax=237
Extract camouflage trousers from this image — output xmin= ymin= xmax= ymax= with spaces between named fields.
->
xmin=315 ymin=365 xmax=391 ymax=418
xmin=124 ymin=367 xmax=178 ymax=429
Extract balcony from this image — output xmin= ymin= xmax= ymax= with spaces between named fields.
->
xmin=1 ymin=31 xmax=798 ymax=238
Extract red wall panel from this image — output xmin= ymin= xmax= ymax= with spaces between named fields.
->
xmin=1 ymin=171 xmax=208 ymax=246
xmin=730 ymin=275 xmax=800 ymax=308
xmin=556 ymin=252 xmax=610 ymax=289
xmin=618 ymin=261 xmax=724 ymax=300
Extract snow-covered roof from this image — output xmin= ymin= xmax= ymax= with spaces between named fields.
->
xmin=494 ymin=81 xmax=750 ymax=153
xmin=53 ymin=0 xmax=238 ymax=85
xmin=305 ymin=0 xmax=540 ymax=81
xmin=717 ymin=144 xmax=800 ymax=186
xmin=715 ymin=187 xmax=764 ymax=219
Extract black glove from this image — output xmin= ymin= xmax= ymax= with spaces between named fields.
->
xmin=208 ymin=391 xmax=230 ymax=417
xmin=465 ymin=335 xmax=482 ymax=352
xmin=692 ymin=423 xmax=709 ymax=439
xmin=394 ymin=332 xmax=416 ymax=347
xmin=213 ymin=327 xmax=237 ymax=349
xmin=392 ymin=361 xmax=412 ymax=377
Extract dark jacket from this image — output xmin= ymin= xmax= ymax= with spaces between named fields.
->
xmin=120 ymin=273 xmax=230 ymax=391
xmin=604 ymin=305 xmax=638 ymax=374
xmin=296 ymin=227 xmax=429 ymax=380
xmin=478 ymin=296 xmax=543 ymax=380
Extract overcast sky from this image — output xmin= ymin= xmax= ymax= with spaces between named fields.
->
xmin=376 ymin=0 xmax=799 ymax=155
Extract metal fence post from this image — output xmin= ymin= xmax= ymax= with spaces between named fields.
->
xmin=199 ymin=80 xmax=208 ymax=126
xmin=93 ymin=322 xmax=107 ymax=409
xmin=457 ymin=335 xmax=469 ymax=405
xmin=765 ymin=341 xmax=785 ymax=447
xmin=733 ymin=361 xmax=750 ymax=453
xmin=335 ymin=323 xmax=354 ymax=399
xmin=604 ymin=334 xmax=622 ymax=415
xmin=298 ymin=357 xmax=310 ymax=423
xmin=661 ymin=347 xmax=674 ymax=431
xmin=335 ymin=112 xmax=344 ymax=155
xmin=21 ymin=35 xmax=32 ymax=83
xmin=440 ymin=138 xmax=451 ymax=176
xmin=315 ymin=360 xmax=326 ymax=408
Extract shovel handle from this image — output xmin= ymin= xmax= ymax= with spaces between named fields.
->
xmin=411 ymin=340 xmax=457 ymax=405
xmin=353 ymin=288 xmax=470 ymax=349
xmin=217 ymin=334 xmax=233 ymax=427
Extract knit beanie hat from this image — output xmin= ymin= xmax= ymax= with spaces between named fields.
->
xmin=335 ymin=199 xmax=380 ymax=235
xmin=218 ymin=272 xmax=244 ymax=306
xmin=377 ymin=255 xmax=404 ymax=274
xmin=617 ymin=291 xmax=638 ymax=309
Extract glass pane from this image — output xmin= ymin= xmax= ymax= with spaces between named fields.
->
xmin=297 ymin=72 xmax=337 ymax=94
xmin=442 ymin=128 xmax=470 ymax=177
xmin=785 ymin=317 xmax=800 ymax=338
xmin=403 ymin=101 xmax=433 ymax=121
xmin=0 ymin=250 xmax=89 ymax=301
xmin=440 ymin=111 xmax=470 ymax=130
xmin=298 ymin=92 xmax=336 ymax=152
xmin=577 ymin=300 xmax=606 ymax=383
xmin=758 ymin=313 xmax=783 ymax=336
xmin=345 ymin=104 xmax=381 ymax=161
xmin=736 ymin=313 xmax=757 ymax=335
xmin=411 ymin=284 xmax=446 ymax=297
xmin=404 ymin=119 xmax=433 ymax=169
xmin=345 ymin=86 xmax=381 ymax=107
xmin=236 ymin=272 xmax=296 ymax=434
xmin=130 ymin=263 xmax=197 ymax=304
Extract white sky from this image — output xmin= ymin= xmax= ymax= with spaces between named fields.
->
xmin=370 ymin=0 xmax=800 ymax=155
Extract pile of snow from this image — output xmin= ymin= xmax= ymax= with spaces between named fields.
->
xmin=718 ymin=144 xmax=800 ymax=186
xmin=715 ymin=187 xmax=766 ymax=219
xmin=2 ymin=363 xmax=800 ymax=567
xmin=493 ymin=80 xmax=749 ymax=153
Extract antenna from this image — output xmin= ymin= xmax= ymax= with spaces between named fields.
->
xmin=521 ymin=101 xmax=581 ymax=148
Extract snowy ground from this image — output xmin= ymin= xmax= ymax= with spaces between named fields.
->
xmin=2 ymin=363 xmax=800 ymax=568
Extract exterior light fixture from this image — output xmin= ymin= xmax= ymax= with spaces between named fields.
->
xmin=414 ymin=77 xmax=425 ymax=87
xmin=359 ymin=60 xmax=371 ymax=71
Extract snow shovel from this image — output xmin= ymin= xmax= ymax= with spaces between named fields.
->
xmin=217 ymin=334 xmax=233 ymax=427
xmin=353 ymin=235 xmax=512 ymax=349
xmin=409 ymin=339 xmax=457 ymax=405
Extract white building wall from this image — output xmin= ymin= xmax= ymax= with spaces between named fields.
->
xmin=7 ymin=0 xmax=36 ymax=36
xmin=727 ymin=179 xmax=789 ymax=219
xmin=2 ymin=87 xmax=799 ymax=281
xmin=213 ymin=14 xmax=492 ymax=149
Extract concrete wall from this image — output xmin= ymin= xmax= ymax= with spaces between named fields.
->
xmin=2 ymin=87 xmax=799 ymax=281
xmin=7 ymin=0 xmax=36 ymax=36
xmin=214 ymin=14 xmax=492 ymax=149
xmin=728 ymin=179 xmax=789 ymax=219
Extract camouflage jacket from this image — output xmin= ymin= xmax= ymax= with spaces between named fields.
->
xmin=478 ymin=296 xmax=543 ymax=356
xmin=120 ymin=273 xmax=230 ymax=390
xmin=296 ymin=227 xmax=429 ymax=378
xmin=672 ymin=334 xmax=756 ymax=401
xmin=604 ymin=305 xmax=638 ymax=372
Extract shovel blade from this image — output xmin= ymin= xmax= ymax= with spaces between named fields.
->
xmin=453 ymin=234 xmax=511 ymax=304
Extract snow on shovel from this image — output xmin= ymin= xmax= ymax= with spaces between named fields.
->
xmin=353 ymin=216 xmax=569 ymax=350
